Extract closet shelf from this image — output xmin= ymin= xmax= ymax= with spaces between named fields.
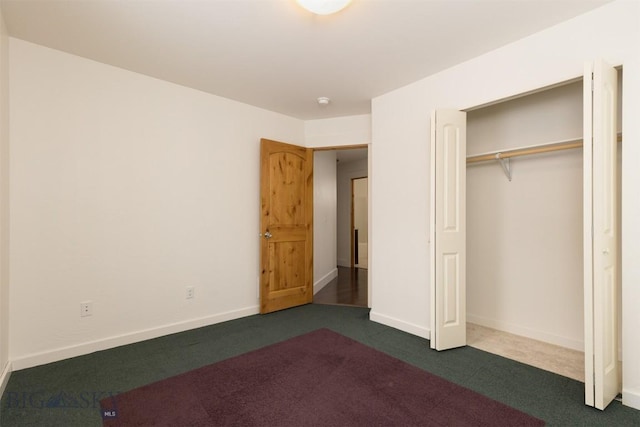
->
xmin=466 ymin=133 xmax=622 ymax=181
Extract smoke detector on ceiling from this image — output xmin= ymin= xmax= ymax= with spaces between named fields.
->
xmin=317 ymin=97 xmax=330 ymax=106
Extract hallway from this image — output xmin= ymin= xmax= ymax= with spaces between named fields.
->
xmin=314 ymin=267 xmax=367 ymax=307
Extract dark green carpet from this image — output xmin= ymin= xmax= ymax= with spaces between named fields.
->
xmin=1 ymin=304 xmax=639 ymax=426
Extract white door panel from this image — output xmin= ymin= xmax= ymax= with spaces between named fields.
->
xmin=584 ymin=60 xmax=619 ymax=410
xmin=430 ymin=110 xmax=466 ymax=351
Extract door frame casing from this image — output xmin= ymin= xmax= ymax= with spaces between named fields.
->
xmin=351 ymin=176 xmax=368 ymax=268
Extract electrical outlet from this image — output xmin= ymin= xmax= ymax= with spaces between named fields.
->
xmin=80 ymin=301 xmax=93 ymax=317
xmin=186 ymin=286 xmax=195 ymax=299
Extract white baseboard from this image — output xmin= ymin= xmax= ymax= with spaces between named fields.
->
xmin=337 ymin=259 xmax=350 ymax=268
xmin=11 ymin=306 xmax=260 ymax=371
xmin=467 ymin=313 xmax=583 ymax=351
xmin=369 ymin=311 xmax=430 ymax=340
xmin=623 ymin=386 xmax=640 ymax=411
xmin=0 ymin=360 xmax=11 ymax=398
xmin=314 ymin=268 xmax=338 ymax=294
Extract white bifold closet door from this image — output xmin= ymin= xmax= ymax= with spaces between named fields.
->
xmin=429 ymin=61 xmax=620 ymax=410
xmin=429 ymin=110 xmax=467 ymax=351
xmin=584 ymin=60 xmax=620 ymax=410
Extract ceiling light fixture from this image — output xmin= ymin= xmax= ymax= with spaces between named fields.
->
xmin=317 ymin=97 xmax=330 ymax=106
xmin=296 ymin=0 xmax=352 ymax=15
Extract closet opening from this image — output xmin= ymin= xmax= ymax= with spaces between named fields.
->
xmin=464 ymin=73 xmax=622 ymax=384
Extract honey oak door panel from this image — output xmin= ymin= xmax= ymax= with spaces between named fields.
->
xmin=260 ymin=139 xmax=313 ymax=314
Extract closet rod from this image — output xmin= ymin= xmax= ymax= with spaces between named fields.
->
xmin=467 ymin=138 xmax=582 ymax=164
xmin=466 ymin=133 xmax=622 ymax=164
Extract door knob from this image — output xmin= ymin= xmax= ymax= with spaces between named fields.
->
xmin=263 ymin=231 xmax=272 ymax=239
xmin=603 ymin=248 xmax=610 ymax=254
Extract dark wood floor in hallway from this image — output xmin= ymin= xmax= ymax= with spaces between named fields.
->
xmin=313 ymin=266 xmax=368 ymax=307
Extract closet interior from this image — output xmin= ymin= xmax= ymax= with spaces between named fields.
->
xmin=464 ymin=75 xmax=622 ymax=381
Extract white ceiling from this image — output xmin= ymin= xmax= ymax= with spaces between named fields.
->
xmin=0 ymin=0 xmax=612 ymax=120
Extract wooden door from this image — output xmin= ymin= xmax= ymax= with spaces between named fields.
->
xmin=260 ymin=139 xmax=313 ymax=314
xmin=429 ymin=110 xmax=467 ymax=350
xmin=583 ymin=60 xmax=620 ymax=410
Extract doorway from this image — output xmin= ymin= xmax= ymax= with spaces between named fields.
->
xmin=314 ymin=147 xmax=368 ymax=307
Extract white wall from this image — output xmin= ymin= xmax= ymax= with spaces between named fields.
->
xmin=313 ymin=150 xmax=337 ymax=293
xmin=305 ymin=114 xmax=371 ymax=148
xmin=8 ymin=39 xmax=305 ymax=369
xmin=0 ymin=7 xmax=11 ymax=395
xmin=370 ymin=0 xmax=640 ymax=409
xmin=621 ymin=35 xmax=640 ymax=412
xmin=337 ymin=158 xmax=367 ymax=267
